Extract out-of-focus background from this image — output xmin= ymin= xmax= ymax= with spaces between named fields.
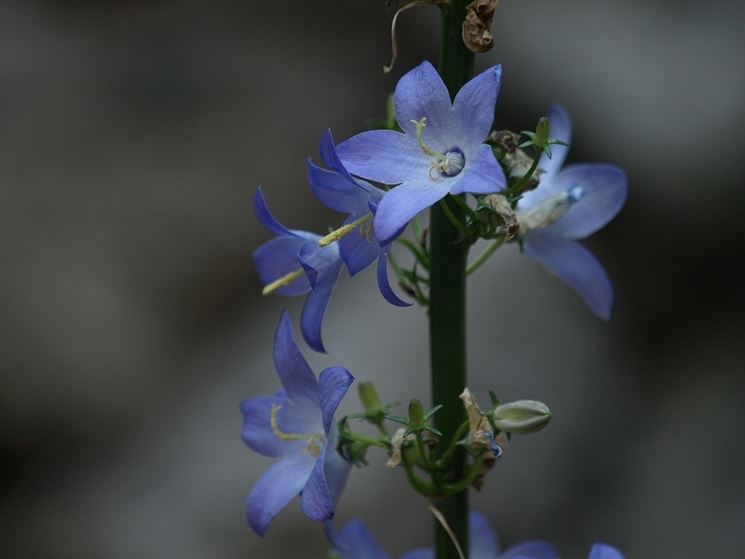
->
xmin=2 ymin=0 xmax=744 ymax=557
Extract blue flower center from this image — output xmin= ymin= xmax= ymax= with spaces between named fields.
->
xmin=440 ymin=149 xmax=465 ymax=177
xmin=411 ymin=117 xmax=466 ymax=179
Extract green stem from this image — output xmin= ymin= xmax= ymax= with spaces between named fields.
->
xmin=430 ymin=2 xmax=474 ymax=557
xmin=466 ymin=236 xmax=504 ymax=275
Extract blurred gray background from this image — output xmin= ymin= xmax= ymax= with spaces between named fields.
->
xmin=2 ymin=0 xmax=744 ymax=557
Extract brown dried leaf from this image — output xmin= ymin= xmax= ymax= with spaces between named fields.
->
xmin=462 ymin=0 xmax=499 ymax=53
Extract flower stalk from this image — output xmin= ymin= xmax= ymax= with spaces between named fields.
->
xmin=430 ymin=2 xmax=476 ymax=557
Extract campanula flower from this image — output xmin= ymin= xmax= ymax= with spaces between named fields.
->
xmin=307 ymin=129 xmax=409 ymax=307
xmin=400 ymin=511 xmax=558 ymax=559
xmin=516 ymin=105 xmax=627 ymax=319
xmin=336 ymin=60 xmax=507 ymax=244
xmin=240 ymin=311 xmax=354 ymax=535
xmin=252 ymin=187 xmax=343 ymax=352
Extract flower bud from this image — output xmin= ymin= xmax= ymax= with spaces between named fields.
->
xmin=535 ymin=116 xmax=550 ymax=147
xmin=492 ymin=400 xmax=551 ymax=434
xmin=358 ymin=382 xmax=383 ymax=415
xmin=408 ymin=398 xmax=426 ymax=428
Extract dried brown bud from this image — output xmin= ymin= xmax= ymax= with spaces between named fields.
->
xmin=482 ymin=194 xmax=519 ymax=241
xmin=462 ymin=0 xmax=499 ymax=53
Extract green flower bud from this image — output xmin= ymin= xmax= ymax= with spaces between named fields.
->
xmin=358 ymin=382 xmax=383 ymax=415
xmin=535 ymin=116 xmax=550 ymax=146
xmin=492 ymin=400 xmax=551 ymax=434
xmin=408 ymin=398 xmax=426 ymax=428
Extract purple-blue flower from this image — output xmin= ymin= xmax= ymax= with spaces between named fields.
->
xmin=252 ymin=187 xmax=343 ymax=352
xmin=401 ymin=511 xmax=558 ymax=559
xmin=336 ymin=60 xmax=507 ymax=245
xmin=516 ymin=105 xmax=627 ymax=320
xmin=240 ymin=311 xmax=353 ymax=535
xmin=307 ymin=129 xmax=409 ymax=307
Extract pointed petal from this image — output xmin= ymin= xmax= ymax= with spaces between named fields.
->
xmin=320 ymin=129 xmax=372 ymax=189
xmin=336 ymin=129 xmax=427 ymax=185
xmin=300 ymin=260 xmax=342 ymax=353
xmin=400 ymin=549 xmax=433 ymax=559
xmin=300 ymin=449 xmax=335 ymax=522
xmin=523 ymin=232 xmax=614 ymax=320
xmin=538 ymin=104 xmax=572 ymax=180
xmin=373 ymin=180 xmax=451 ymax=245
xmin=453 ymin=65 xmax=502 ymax=150
xmin=587 ymin=543 xmax=625 ymax=559
xmin=469 ymin=511 xmax=500 ymax=559
xmin=502 ymin=540 xmax=559 ymax=559
xmin=323 ymin=425 xmax=352 ymax=505
xmin=377 ymin=252 xmax=411 ymax=307
xmin=450 ymin=143 xmax=506 ymax=195
xmin=254 ymin=187 xmax=294 ymax=237
xmin=395 ymin=60 xmax=454 ymax=150
xmin=307 ymin=159 xmax=370 ymax=214
xmin=252 ymin=236 xmax=310 ymax=296
xmin=335 ymin=519 xmax=390 ymax=559
xmin=318 ymin=366 xmax=354 ymax=434
xmin=339 ymin=214 xmax=381 ymax=276
xmin=245 ymin=451 xmax=315 ymax=536
xmin=542 ymin=164 xmax=628 ymax=240
xmin=273 ymin=310 xmax=320 ymax=403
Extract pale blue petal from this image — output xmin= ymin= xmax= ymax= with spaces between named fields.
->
xmin=453 ymin=65 xmax=502 ymax=151
xmin=273 ymin=310 xmax=320 ymax=404
xmin=501 ymin=540 xmax=559 ymax=559
xmin=400 ymin=549 xmax=433 ymax=559
xmin=469 ymin=511 xmax=500 ymax=559
xmin=336 ymin=129 xmax=427 ymax=185
xmin=307 ymin=159 xmax=370 ymax=214
xmin=450 ymin=143 xmax=506 ymax=195
xmin=300 ymin=260 xmax=342 ymax=353
xmin=542 ymin=164 xmax=627 ymax=240
xmin=373 ymin=180 xmax=452 ymax=245
xmin=318 ymin=366 xmax=354 ymax=435
xmin=587 ymin=543 xmax=624 ymax=559
xmin=377 ymin=252 xmax=411 ymax=307
xmin=395 ymin=60 xmax=455 ymax=151
xmin=300 ymin=447 xmax=335 ymax=522
xmin=324 ymin=425 xmax=352 ymax=505
xmin=334 ymin=519 xmax=390 ymax=559
xmin=246 ymin=451 xmax=316 ymax=536
xmin=538 ymin=104 xmax=572 ymax=180
xmin=339 ymin=214 xmax=380 ymax=276
xmin=252 ymin=236 xmax=310 ymax=296
xmin=522 ymin=232 xmax=614 ymax=320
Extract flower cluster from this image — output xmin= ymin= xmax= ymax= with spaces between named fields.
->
xmin=242 ymin=57 xmax=627 ymax=555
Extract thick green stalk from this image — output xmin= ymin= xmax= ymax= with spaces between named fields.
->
xmin=430 ymin=2 xmax=475 ymax=558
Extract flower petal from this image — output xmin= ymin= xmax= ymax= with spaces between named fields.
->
xmin=453 ymin=65 xmax=502 ymax=151
xmin=319 ymin=129 xmax=375 ymax=191
xmin=501 ymin=540 xmax=559 ymax=559
xmin=245 ymin=451 xmax=316 ymax=536
xmin=542 ymin=164 xmax=627 ymax=240
xmin=450 ymin=143 xmax=506 ymax=195
xmin=339 ymin=214 xmax=380 ymax=276
xmin=538 ymin=104 xmax=572 ymax=180
xmin=522 ymin=232 xmax=614 ymax=320
xmin=395 ymin=60 xmax=454 ymax=151
xmin=373 ymin=180 xmax=451 ymax=245
xmin=300 ymin=261 xmax=342 ymax=353
xmin=254 ymin=187 xmax=294 ymax=237
xmin=469 ymin=511 xmax=500 ymax=559
xmin=376 ymin=252 xmax=411 ymax=307
xmin=318 ymin=366 xmax=354 ymax=435
xmin=298 ymin=242 xmax=341 ymax=290
xmin=252 ymin=236 xmax=310 ymax=296
xmin=307 ymin=159 xmax=370 ymax=214
xmin=587 ymin=543 xmax=624 ymax=559
xmin=273 ymin=310 xmax=320 ymax=403
xmin=336 ymin=129 xmax=426 ymax=185
xmin=300 ymin=447 xmax=335 ymax=522
xmin=334 ymin=519 xmax=390 ymax=559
